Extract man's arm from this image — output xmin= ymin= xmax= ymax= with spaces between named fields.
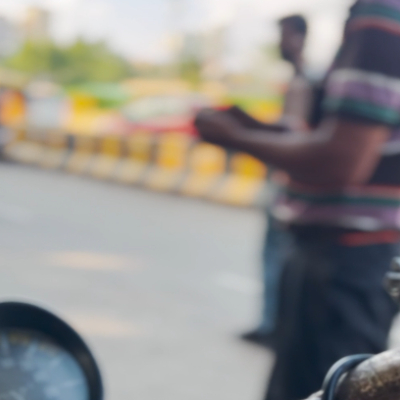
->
xmin=235 ymin=119 xmax=389 ymax=186
xmin=195 ymin=111 xmax=389 ymax=187
xmin=197 ymin=7 xmax=400 ymax=187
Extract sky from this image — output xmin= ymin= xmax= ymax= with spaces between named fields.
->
xmin=0 ymin=0 xmax=353 ymax=71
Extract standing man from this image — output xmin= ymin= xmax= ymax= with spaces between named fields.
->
xmin=196 ymin=0 xmax=400 ymax=398
xmin=242 ymin=14 xmax=313 ymax=347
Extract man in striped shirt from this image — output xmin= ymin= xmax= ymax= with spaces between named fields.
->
xmin=196 ymin=0 xmax=400 ymax=399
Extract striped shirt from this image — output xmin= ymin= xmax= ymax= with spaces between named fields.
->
xmin=273 ymin=0 xmax=400 ymax=231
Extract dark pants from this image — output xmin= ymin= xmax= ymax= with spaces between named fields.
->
xmin=265 ymin=226 xmax=399 ymax=400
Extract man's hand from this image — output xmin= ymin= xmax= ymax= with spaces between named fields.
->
xmin=194 ymin=109 xmax=243 ymax=147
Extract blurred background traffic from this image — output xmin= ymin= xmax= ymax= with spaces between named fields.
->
xmin=0 ymin=0 xmax=349 ymax=143
xmin=0 ymin=0 xmax=352 ymax=207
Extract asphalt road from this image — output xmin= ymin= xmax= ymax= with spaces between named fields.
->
xmin=0 ymin=162 xmax=272 ymax=400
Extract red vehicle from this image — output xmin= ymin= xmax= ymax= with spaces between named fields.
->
xmin=120 ymin=93 xmax=212 ymax=137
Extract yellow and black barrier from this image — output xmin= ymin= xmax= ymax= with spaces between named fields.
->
xmin=39 ymin=131 xmax=70 ymax=170
xmin=3 ymin=129 xmax=268 ymax=208
xmin=114 ymin=132 xmax=154 ymax=184
xmin=4 ymin=127 xmax=45 ymax=165
xmin=64 ymin=135 xmax=98 ymax=175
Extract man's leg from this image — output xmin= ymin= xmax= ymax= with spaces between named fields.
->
xmin=242 ymin=215 xmax=290 ymax=345
xmin=265 ymin=231 xmax=398 ymax=400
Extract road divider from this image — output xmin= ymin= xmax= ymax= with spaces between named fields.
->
xmin=88 ymin=135 xmax=122 ymax=180
xmin=210 ymin=152 xmax=268 ymax=207
xmin=180 ymin=142 xmax=227 ymax=198
xmin=144 ymin=133 xmax=193 ymax=193
xmin=3 ymin=128 xmax=268 ymax=208
xmin=4 ymin=128 xmax=45 ymax=165
xmin=65 ymin=135 xmax=98 ymax=175
xmin=114 ymin=132 xmax=154 ymax=185
xmin=39 ymin=131 xmax=70 ymax=169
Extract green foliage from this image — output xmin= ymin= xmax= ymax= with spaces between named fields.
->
xmin=3 ymin=39 xmax=133 ymax=85
xmin=178 ymin=55 xmax=202 ymax=87
xmin=67 ymin=82 xmax=131 ymax=109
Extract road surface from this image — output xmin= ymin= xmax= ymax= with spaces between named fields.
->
xmin=0 ymin=162 xmax=272 ymax=400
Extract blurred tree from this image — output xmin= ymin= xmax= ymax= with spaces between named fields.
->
xmin=178 ymin=55 xmax=202 ymax=87
xmin=3 ymin=39 xmax=133 ymax=85
xmin=3 ymin=41 xmax=66 ymax=77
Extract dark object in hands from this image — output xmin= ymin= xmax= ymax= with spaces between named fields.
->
xmin=221 ymin=106 xmax=288 ymax=132
xmin=194 ymin=105 xmax=289 ymax=148
xmin=194 ymin=108 xmax=230 ymax=147
xmin=194 ymin=106 xmax=288 ymax=142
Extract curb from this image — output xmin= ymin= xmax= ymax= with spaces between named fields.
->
xmin=4 ymin=129 xmax=268 ymax=208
